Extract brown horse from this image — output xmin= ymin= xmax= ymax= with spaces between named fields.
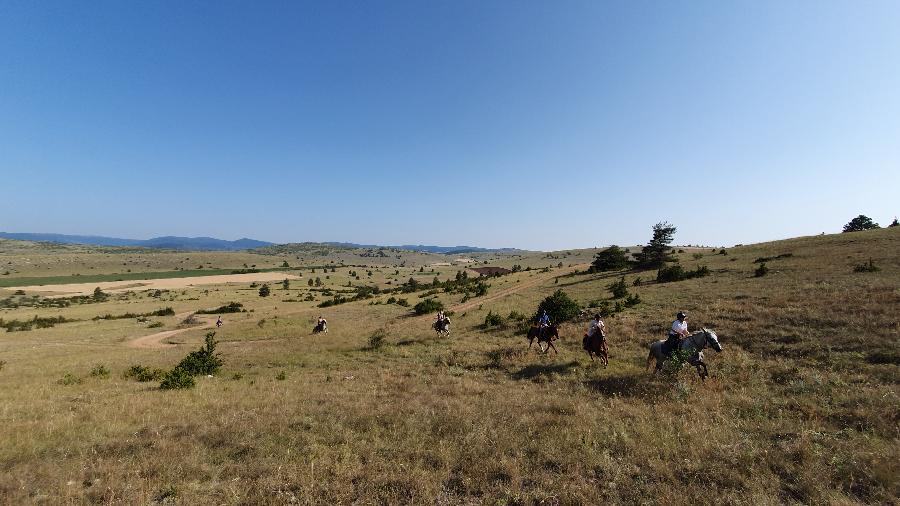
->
xmin=527 ymin=324 xmax=559 ymax=353
xmin=582 ymin=332 xmax=608 ymax=366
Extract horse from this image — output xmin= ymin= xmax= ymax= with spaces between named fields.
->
xmin=433 ymin=318 xmax=451 ymax=336
xmin=527 ymin=324 xmax=560 ymax=354
xmin=582 ymin=332 xmax=608 ymax=366
xmin=647 ymin=328 xmax=722 ymax=380
xmin=312 ymin=321 xmax=327 ymax=334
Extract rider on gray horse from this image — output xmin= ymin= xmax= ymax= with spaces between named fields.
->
xmin=665 ymin=311 xmax=690 ymax=356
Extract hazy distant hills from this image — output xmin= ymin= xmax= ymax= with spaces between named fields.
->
xmin=0 ymin=232 xmax=272 ymax=251
xmin=0 ymin=232 xmax=520 ymax=254
xmin=323 ymin=242 xmax=522 ymax=255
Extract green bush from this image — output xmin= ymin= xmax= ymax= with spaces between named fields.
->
xmin=159 ymin=367 xmax=195 ymax=390
xmin=853 ymin=259 xmax=879 ymax=273
xmin=396 ymin=298 xmax=409 ymax=307
xmin=608 ymin=277 xmax=628 ymax=299
xmin=484 ymin=311 xmax=503 ymax=328
xmin=534 ymin=290 xmax=581 ymax=324
xmin=148 ymin=321 xmax=164 ymax=328
xmin=89 ymin=364 xmax=110 ymax=378
xmin=414 ymin=298 xmax=444 ymax=315
xmin=592 ymin=245 xmax=630 ymax=271
xmin=58 ymin=373 xmax=82 ymax=385
xmin=173 ymin=332 xmax=223 ymax=376
xmin=657 ymin=264 xmax=710 ymax=283
xmin=124 ymin=365 xmax=165 ymax=382
xmin=842 ymin=215 xmax=880 ymax=233
xmin=507 ymin=311 xmax=527 ymax=321
xmin=368 ymin=328 xmax=386 ymax=350
xmin=755 ymin=263 xmax=770 ymax=277
xmin=624 ymin=294 xmax=642 ymax=307
xmin=258 ymin=284 xmax=271 ymax=297
xmin=275 ymin=371 xmax=287 ymax=381
xmin=197 ymin=302 xmax=244 ymax=314
xmin=151 ymin=307 xmax=175 ymax=316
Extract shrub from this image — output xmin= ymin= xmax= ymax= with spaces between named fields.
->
xmin=282 ymin=279 xmax=290 ymax=290
xmin=173 ymin=332 xmax=222 ymax=376
xmin=93 ymin=287 xmax=107 ymax=302
xmin=396 ymin=298 xmax=409 ymax=307
xmin=275 ymin=371 xmax=287 ymax=381
xmin=843 ymin=215 xmax=880 ymax=232
xmin=484 ymin=311 xmax=503 ymax=328
xmin=196 ymin=302 xmax=244 ymax=314
xmin=58 ymin=373 xmax=82 ymax=385
xmin=889 ymin=218 xmax=899 ymax=228
xmin=89 ymin=364 xmax=110 ymax=378
xmin=507 ymin=311 xmax=526 ymax=321
xmin=414 ymin=298 xmax=444 ymax=315
xmin=755 ymin=263 xmax=769 ymax=277
xmin=368 ymin=328 xmax=386 ymax=350
xmin=534 ymin=290 xmax=581 ymax=324
xmin=608 ymin=277 xmax=628 ymax=299
xmin=657 ymin=264 xmax=710 ymax=283
xmin=258 ymin=284 xmax=271 ymax=297
xmin=853 ymin=259 xmax=880 ymax=273
xmin=592 ymin=245 xmax=629 ymax=271
xmin=624 ymin=293 xmax=642 ymax=307
xmin=159 ymin=367 xmax=195 ymax=390
xmin=148 ymin=321 xmax=163 ymax=328
xmin=632 ymin=277 xmax=642 ymax=286
xmin=124 ymin=365 xmax=165 ymax=382
xmin=151 ymin=307 xmax=175 ymax=316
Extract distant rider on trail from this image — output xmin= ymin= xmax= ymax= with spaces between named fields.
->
xmin=216 ymin=316 xmax=223 ymax=328
xmin=665 ymin=311 xmax=689 ymax=357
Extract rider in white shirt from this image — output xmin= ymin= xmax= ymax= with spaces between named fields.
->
xmin=666 ymin=311 xmax=689 ymax=355
xmin=587 ymin=314 xmax=605 ymax=338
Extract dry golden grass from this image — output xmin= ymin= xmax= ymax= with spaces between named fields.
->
xmin=0 ymin=229 xmax=897 ymax=504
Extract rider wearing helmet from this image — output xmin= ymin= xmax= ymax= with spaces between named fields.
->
xmin=666 ymin=311 xmax=689 ymax=356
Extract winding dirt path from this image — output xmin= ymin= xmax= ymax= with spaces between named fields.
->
xmin=126 ymin=313 xmax=217 ymax=349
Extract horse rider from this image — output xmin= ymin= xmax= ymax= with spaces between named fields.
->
xmin=216 ymin=316 xmax=223 ymax=328
xmin=317 ymin=316 xmax=327 ymax=330
xmin=666 ymin=311 xmax=689 ymax=356
xmin=587 ymin=313 xmax=605 ymax=340
xmin=435 ymin=310 xmax=446 ymax=329
xmin=537 ymin=310 xmax=551 ymax=337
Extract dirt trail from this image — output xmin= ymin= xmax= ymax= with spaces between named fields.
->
xmin=126 ymin=313 xmax=217 ymax=349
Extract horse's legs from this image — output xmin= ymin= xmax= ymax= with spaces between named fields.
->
xmin=699 ymin=361 xmax=709 ymax=380
xmin=548 ymin=341 xmax=558 ymax=354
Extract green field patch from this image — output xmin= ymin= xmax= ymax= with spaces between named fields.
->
xmin=0 ymin=267 xmax=302 ymax=288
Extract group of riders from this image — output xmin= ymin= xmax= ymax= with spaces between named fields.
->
xmin=524 ymin=308 xmax=693 ymax=359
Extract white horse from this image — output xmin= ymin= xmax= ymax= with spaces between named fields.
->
xmin=647 ymin=328 xmax=722 ymax=380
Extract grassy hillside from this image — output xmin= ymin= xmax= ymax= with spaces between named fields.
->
xmin=0 ymin=229 xmax=897 ymax=504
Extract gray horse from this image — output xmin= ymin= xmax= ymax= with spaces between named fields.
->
xmin=647 ymin=328 xmax=722 ymax=380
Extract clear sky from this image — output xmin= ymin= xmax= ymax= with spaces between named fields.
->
xmin=1 ymin=1 xmax=898 ymax=250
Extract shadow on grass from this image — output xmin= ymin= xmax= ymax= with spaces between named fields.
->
xmin=511 ymin=360 xmax=580 ymax=380
xmin=583 ymin=371 xmax=667 ymax=400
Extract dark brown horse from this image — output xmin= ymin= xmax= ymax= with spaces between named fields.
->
xmin=582 ymin=332 xmax=608 ymax=366
xmin=527 ymin=324 xmax=559 ymax=353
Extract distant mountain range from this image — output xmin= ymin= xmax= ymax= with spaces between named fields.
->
xmin=0 ymin=232 xmax=519 ymax=254
xmin=0 ymin=232 xmax=272 ymax=251
xmin=323 ymin=242 xmax=522 ymax=255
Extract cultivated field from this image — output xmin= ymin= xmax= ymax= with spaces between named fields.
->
xmin=0 ymin=230 xmax=897 ymax=504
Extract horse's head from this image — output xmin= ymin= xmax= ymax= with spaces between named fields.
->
xmin=703 ymin=328 xmax=722 ymax=352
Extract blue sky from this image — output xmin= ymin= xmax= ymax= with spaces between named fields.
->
xmin=1 ymin=1 xmax=898 ymax=250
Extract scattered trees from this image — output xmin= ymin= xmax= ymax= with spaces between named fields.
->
xmin=634 ymin=222 xmax=677 ymax=269
xmin=843 ymin=215 xmax=880 ymax=233
xmin=534 ymin=290 xmax=580 ymax=324
xmin=258 ymin=284 xmax=271 ymax=297
xmin=592 ymin=245 xmax=629 ymax=271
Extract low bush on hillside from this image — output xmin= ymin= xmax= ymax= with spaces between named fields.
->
xmin=656 ymin=264 xmax=710 ymax=283
xmin=196 ymin=302 xmax=244 ymax=314
xmin=0 ymin=315 xmax=74 ymax=332
xmin=483 ymin=311 xmax=504 ymax=328
xmin=368 ymin=328 xmax=386 ymax=350
xmin=160 ymin=332 xmax=223 ymax=390
xmin=123 ymin=365 xmax=166 ymax=382
xmin=607 ymin=277 xmax=629 ymax=299
xmin=755 ymin=263 xmax=770 ymax=277
xmin=93 ymin=307 xmax=175 ymax=320
xmin=89 ymin=364 xmax=110 ymax=378
xmin=753 ymin=253 xmax=793 ymax=263
xmin=853 ymin=259 xmax=880 ymax=273
xmin=57 ymin=373 xmax=82 ymax=386
xmin=534 ymin=290 xmax=581 ymax=324
xmin=413 ymin=298 xmax=444 ymax=315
